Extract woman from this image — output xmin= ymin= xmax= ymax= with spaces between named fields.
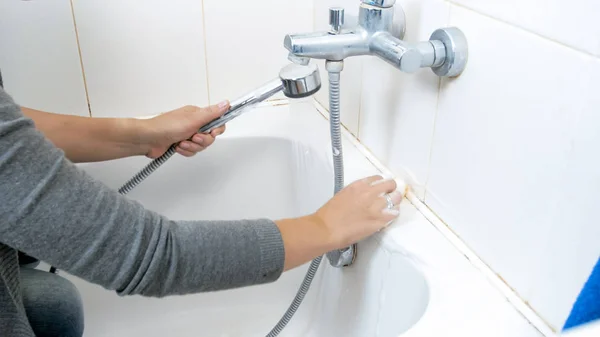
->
xmin=0 ymin=70 xmax=401 ymax=336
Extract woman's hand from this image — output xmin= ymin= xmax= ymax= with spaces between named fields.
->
xmin=143 ymin=101 xmax=230 ymax=158
xmin=314 ymin=175 xmax=402 ymax=248
xmin=276 ymin=175 xmax=402 ymax=270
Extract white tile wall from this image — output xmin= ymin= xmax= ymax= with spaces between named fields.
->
xmin=359 ymin=0 xmax=450 ymax=198
xmin=449 ymin=0 xmax=600 ymax=56
xmin=313 ymin=0 xmax=365 ymax=135
xmin=425 ymin=5 xmax=599 ymax=330
xmin=72 ymin=0 xmax=210 ymax=118
xmin=0 ymin=0 xmax=88 ymax=116
xmin=203 ymin=0 xmax=313 ymax=104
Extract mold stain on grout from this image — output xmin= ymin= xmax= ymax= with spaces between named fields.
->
xmin=267 ymin=98 xmax=289 ymax=107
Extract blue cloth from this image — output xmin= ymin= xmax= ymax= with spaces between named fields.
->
xmin=564 ymin=257 xmax=600 ymax=330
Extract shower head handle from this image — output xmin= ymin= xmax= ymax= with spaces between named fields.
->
xmin=198 ymin=63 xmax=321 ymax=133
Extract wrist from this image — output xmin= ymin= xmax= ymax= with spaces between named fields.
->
xmin=305 ymin=213 xmax=339 ymax=251
xmin=117 ymin=117 xmax=155 ymax=157
xmin=275 ymin=214 xmax=336 ymax=271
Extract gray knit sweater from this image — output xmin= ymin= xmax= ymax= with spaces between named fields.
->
xmin=0 ymin=73 xmax=285 ymax=336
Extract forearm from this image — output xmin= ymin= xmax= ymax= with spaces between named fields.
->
xmin=2 ymin=92 xmax=287 ymax=296
xmin=21 ymin=107 xmax=150 ymax=163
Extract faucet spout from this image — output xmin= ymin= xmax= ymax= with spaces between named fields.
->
xmin=284 ymin=32 xmax=368 ymax=61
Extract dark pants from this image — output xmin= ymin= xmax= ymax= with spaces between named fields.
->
xmin=20 ymin=267 xmax=85 ymax=337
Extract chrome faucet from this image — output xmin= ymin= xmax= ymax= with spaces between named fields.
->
xmin=284 ymin=0 xmax=468 ymax=77
xmin=284 ymin=0 xmax=468 ymax=269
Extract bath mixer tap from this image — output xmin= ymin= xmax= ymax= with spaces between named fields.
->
xmin=284 ymin=0 xmax=468 ymax=77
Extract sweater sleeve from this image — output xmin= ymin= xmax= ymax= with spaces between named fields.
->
xmin=0 ymin=87 xmax=284 ymax=297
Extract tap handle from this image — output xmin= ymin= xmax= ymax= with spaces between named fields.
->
xmin=329 ymin=7 xmax=345 ymax=34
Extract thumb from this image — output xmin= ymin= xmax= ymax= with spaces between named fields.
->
xmin=200 ymin=100 xmax=230 ymax=123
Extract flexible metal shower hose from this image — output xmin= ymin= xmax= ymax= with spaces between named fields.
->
xmin=265 ymin=71 xmax=345 ymax=337
xmin=118 ymin=145 xmax=177 ymax=195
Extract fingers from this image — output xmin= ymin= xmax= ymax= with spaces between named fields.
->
xmin=185 ymin=100 xmax=230 ymax=127
xmin=178 ymin=124 xmax=226 ymax=155
xmin=210 ymin=124 xmax=226 ymax=137
xmin=369 ymin=177 xmax=397 ymax=196
xmin=191 ymin=133 xmax=214 ymax=146
xmin=205 ymin=100 xmax=230 ymax=120
xmin=360 ymin=175 xmax=385 ymax=185
xmin=175 ymin=147 xmax=196 ymax=157
xmin=372 ymin=189 xmax=402 ymax=231
xmin=178 ymin=140 xmax=204 ymax=153
xmin=373 ymin=191 xmax=403 ymax=213
xmin=175 ymin=122 xmax=225 ymax=157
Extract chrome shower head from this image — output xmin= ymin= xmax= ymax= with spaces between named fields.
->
xmin=279 ymin=63 xmax=321 ymax=98
xmin=198 ymin=63 xmax=321 ymax=133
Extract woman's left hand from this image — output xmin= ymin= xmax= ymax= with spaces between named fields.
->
xmin=143 ymin=101 xmax=230 ymax=158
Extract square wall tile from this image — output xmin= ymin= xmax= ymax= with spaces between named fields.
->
xmin=426 ymin=4 xmax=597 ymax=329
xmin=203 ymin=0 xmax=313 ymax=104
xmin=528 ymin=59 xmax=600 ymax=327
xmin=72 ymin=0 xmax=209 ymax=118
xmin=0 ymin=0 xmax=88 ymax=116
xmin=358 ymin=0 xmax=450 ymax=198
xmin=449 ymin=0 xmax=600 ymax=55
xmin=313 ymin=0 xmax=365 ymax=136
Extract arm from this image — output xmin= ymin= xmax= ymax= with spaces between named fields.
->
xmin=20 ymin=107 xmax=148 ymax=162
xmin=1 ymin=92 xmax=285 ymax=295
xmin=21 ymin=104 xmax=228 ymax=163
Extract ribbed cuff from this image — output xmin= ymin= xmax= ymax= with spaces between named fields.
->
xmin=254 ymin=219 xmax=285 ymax=284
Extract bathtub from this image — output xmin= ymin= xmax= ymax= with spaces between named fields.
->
xmin=61 ymin=100 xmax=542 ymax=337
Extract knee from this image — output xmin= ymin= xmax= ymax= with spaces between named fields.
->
xmin=20 ymin=269 xmax=85 ymax=337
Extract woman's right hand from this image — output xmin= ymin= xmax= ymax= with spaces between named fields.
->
xmin=276 ymin=175 xmax=403 ymax=271
xmin=314 ymin=175 xmax=402 ymax=249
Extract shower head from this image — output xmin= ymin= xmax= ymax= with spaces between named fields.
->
xmin=198 ymin=63 xmax=321 ymax=133
xmin=279 ymin=63 xmax=321 ymax=98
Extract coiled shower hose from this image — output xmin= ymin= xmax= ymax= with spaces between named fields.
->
xmin=84 ymin=69 xmax=345 ymax=337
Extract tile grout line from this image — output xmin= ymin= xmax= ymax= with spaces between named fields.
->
xmin=356 ymin=59 xmax=365 ymax=138
xmin=69 ymin=0 xmax=92 ymax=117
xmin=200 ymin=0 xmax=212 ymax=104
xmin=445 ymin=0 xmax=599 ymax=59
xmin=422 ymin=76 xmax=443 ymax=201
xmin=422 ymin=0 xmax=451 ymax=201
